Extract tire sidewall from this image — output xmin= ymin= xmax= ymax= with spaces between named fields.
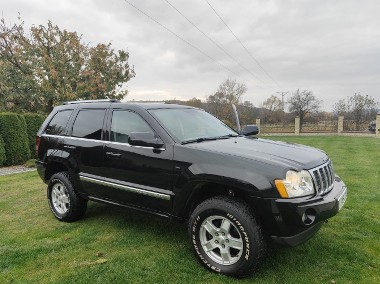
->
xmin=190 ymin=207 xmax=254 ymax=275
xmin=47 ymin=175 xmax=73 ymax=220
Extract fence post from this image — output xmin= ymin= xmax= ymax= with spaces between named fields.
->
xmin=338 ymin=116 xmax=344 ymax=135
xmin=255 ymin=118 xmax=261 ymax=133
xmin=376 ymin=112 xmax=380 ymax=137
xmin=294 ymin=116 xmax=300 ymax=135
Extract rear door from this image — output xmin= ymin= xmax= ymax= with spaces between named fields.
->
xmin=64 ymin=108 xmax=107 ymax=198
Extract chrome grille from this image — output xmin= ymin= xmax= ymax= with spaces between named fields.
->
xmin=309 ymin=160 xmax=334 ymax=195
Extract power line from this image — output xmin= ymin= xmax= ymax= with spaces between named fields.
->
xmin=163 ymin=0 xmax=266 ymax=87
xmin=204 ymin=0 xmax=280 ymax=89
xmin=124 ymin=0 xmax=241 ymax=78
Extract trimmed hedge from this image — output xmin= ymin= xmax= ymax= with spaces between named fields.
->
xmin=0 ymin=135 xmax=5 ymax=166
xmin=0 ymin=113 xmax=31 ymax=166
xmin=23 ymin=113 xmax=46 ymax=158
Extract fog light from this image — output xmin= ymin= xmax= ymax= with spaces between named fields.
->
xmin=302 ymin=208 xmax=316 ymax=225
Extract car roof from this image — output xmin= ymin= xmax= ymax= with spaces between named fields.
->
xmin=58 ymin=100 xmax=197 ymax=111
xmin=129 ymin=103 xmax=196 ymax=110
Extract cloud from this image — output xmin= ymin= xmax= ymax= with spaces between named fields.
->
xmin=2 ymin=0 xmax=380 ymax=110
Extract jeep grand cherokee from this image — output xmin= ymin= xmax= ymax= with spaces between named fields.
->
xmin=36 ymin=100 xmax=347 ymax=277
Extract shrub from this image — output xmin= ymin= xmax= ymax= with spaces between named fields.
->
xmin=23 ymin=113 xmax=45 ymax=158
xmin=0 ymin=113 xmax=31 ymax=165
xmin=0 ymin=135 xmax=5 ymax=166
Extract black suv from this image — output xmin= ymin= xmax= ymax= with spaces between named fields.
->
xmin=36 ymin=100 xmax=347 ymax=277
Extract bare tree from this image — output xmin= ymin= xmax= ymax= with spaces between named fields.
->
xmin=215 ymin=78 xmax=247 ymax=104
xmin=261 ymin=95 xmax=283 ymax=123
xmin=206 ymin=79 xmax=247 ymax=124
xmin=287 ymin=89 xmax=322 ymax=129
xmin=333 ymin=93 xmax=379 ymax=131
xmin=238 ymin=100 xmax=258 ymax=126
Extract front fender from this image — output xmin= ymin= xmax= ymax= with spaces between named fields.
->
xmin=172 ymin=145 xmax=285 ymax=218
xmin=172 ymin=173 xmax=259 ymax=217
xmin=188 ymin=163 xmax=272 ymax=190
xmin=171 ymin=160 xmax=276 ymax=218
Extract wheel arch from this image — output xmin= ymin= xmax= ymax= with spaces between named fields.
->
xmin=180 ymin=180 xmax=259 ymax=220
xmin=45 ymin=161 xmax=69 ymax=182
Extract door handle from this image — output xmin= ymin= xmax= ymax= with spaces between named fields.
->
xmin=106 ymin=152 xmax=122 ymax=158
xmin=64 ymin=145 xmax=76 ymax=150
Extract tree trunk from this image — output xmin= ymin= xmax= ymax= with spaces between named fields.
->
xmin=47 ymin=98 xmax=54 ymax=113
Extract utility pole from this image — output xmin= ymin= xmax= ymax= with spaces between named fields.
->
xmin=277 ymin=91 xmax=289 ymax=126
xmin=277 ymin=91 xmax=288 ymax=112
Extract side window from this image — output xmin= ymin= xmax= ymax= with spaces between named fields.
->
xmin=45 ymin=110 xmax=73 ymax=136
xmin=111 ymin=110 xmax=154 ymax=143
xmin=72 ymin=109 xmax=105 ymax=140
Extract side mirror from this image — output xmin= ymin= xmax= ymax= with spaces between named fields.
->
xmin=128 ymin=132 xmax=164 ymax=148
xmin=242 ymin=125 xmax=259 ymax=136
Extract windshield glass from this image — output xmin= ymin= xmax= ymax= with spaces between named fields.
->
xmin=149 ymin=108 xmax=238 ymax=143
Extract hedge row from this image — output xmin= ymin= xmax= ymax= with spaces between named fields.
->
xmin=0 ymin=113 xmax=45 ymax=166
xmin=24 ymin=113 xmax=46 ymax=159
xmin=0 ymin=135 xmax=5 ymax=166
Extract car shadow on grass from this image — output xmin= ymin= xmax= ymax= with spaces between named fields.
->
xmin=78 ymin=202 xmax=367 ymax=283
xmin=84 ymin=201 xmax=187 ymax=238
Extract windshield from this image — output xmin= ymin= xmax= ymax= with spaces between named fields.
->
xmin=149 ymin=108 xmax=238 ymax=143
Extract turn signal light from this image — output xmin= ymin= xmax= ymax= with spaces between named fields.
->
xmin=275 ymin=180 xmax=289 ymax=198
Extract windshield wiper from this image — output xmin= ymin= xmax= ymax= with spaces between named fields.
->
xmin=181 ymin=135 xmax=236 ymax=145
xmin=219 ymin=134 xmax=240 ymax=138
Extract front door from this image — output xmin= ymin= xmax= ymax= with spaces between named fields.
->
xmin=102 ymin=109 xmax=174 ymax=213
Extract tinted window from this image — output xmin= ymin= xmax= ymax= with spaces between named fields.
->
xmin=45 ymin=110 xmax=73 ymax=135
xmin=111 ymin=110 xmax=154 ymax=143
xmin=72 ymin=109 xmax=105 ymax=140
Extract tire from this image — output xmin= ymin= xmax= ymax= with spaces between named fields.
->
xmin=188 ymin=196 xmax=267 ymax=277
xmin=47 ymin=172 xmax=87 ymax=222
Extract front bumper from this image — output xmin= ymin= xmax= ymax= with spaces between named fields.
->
xmin=260 ymin=176 xmax=347 ymax=246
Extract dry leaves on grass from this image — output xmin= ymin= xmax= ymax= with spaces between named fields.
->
xmin=78 ymin=258 xmax=108 ymax=267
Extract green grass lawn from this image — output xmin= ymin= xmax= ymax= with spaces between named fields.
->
xmin=1 ymin=136 xmax=379 ymax=283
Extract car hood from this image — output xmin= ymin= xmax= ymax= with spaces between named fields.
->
xmin=183 ymin=137 xmax=328 ymax=170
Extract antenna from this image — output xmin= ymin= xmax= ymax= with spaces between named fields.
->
xmin=232 ymin=104 xmax=241 ymax=133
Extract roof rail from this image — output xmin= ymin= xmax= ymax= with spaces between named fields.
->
xmin=63 ymin=99 xmax=120 ymax=105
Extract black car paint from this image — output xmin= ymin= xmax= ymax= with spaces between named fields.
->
xmin=36 ymin=102 xmax=347 ymax=246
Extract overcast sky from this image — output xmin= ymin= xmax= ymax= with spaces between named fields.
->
xmin=2 ymin=0 xmax=380 ymax=110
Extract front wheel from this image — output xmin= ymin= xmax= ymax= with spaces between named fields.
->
xmin=188 ymin=196 xmax=267 ymax=277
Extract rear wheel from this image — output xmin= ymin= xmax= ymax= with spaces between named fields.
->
xmin=47 ymin=172 xmax=87 ymax=222
xmin=188 ymin=196 xmax=266 ymax=277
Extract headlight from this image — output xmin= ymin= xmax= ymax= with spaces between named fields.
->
xmin=275 ymin=170 xmax=315 ymax=198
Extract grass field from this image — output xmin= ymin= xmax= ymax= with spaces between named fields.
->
xmin=0 ymin=136 xmax=379 ymax=283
